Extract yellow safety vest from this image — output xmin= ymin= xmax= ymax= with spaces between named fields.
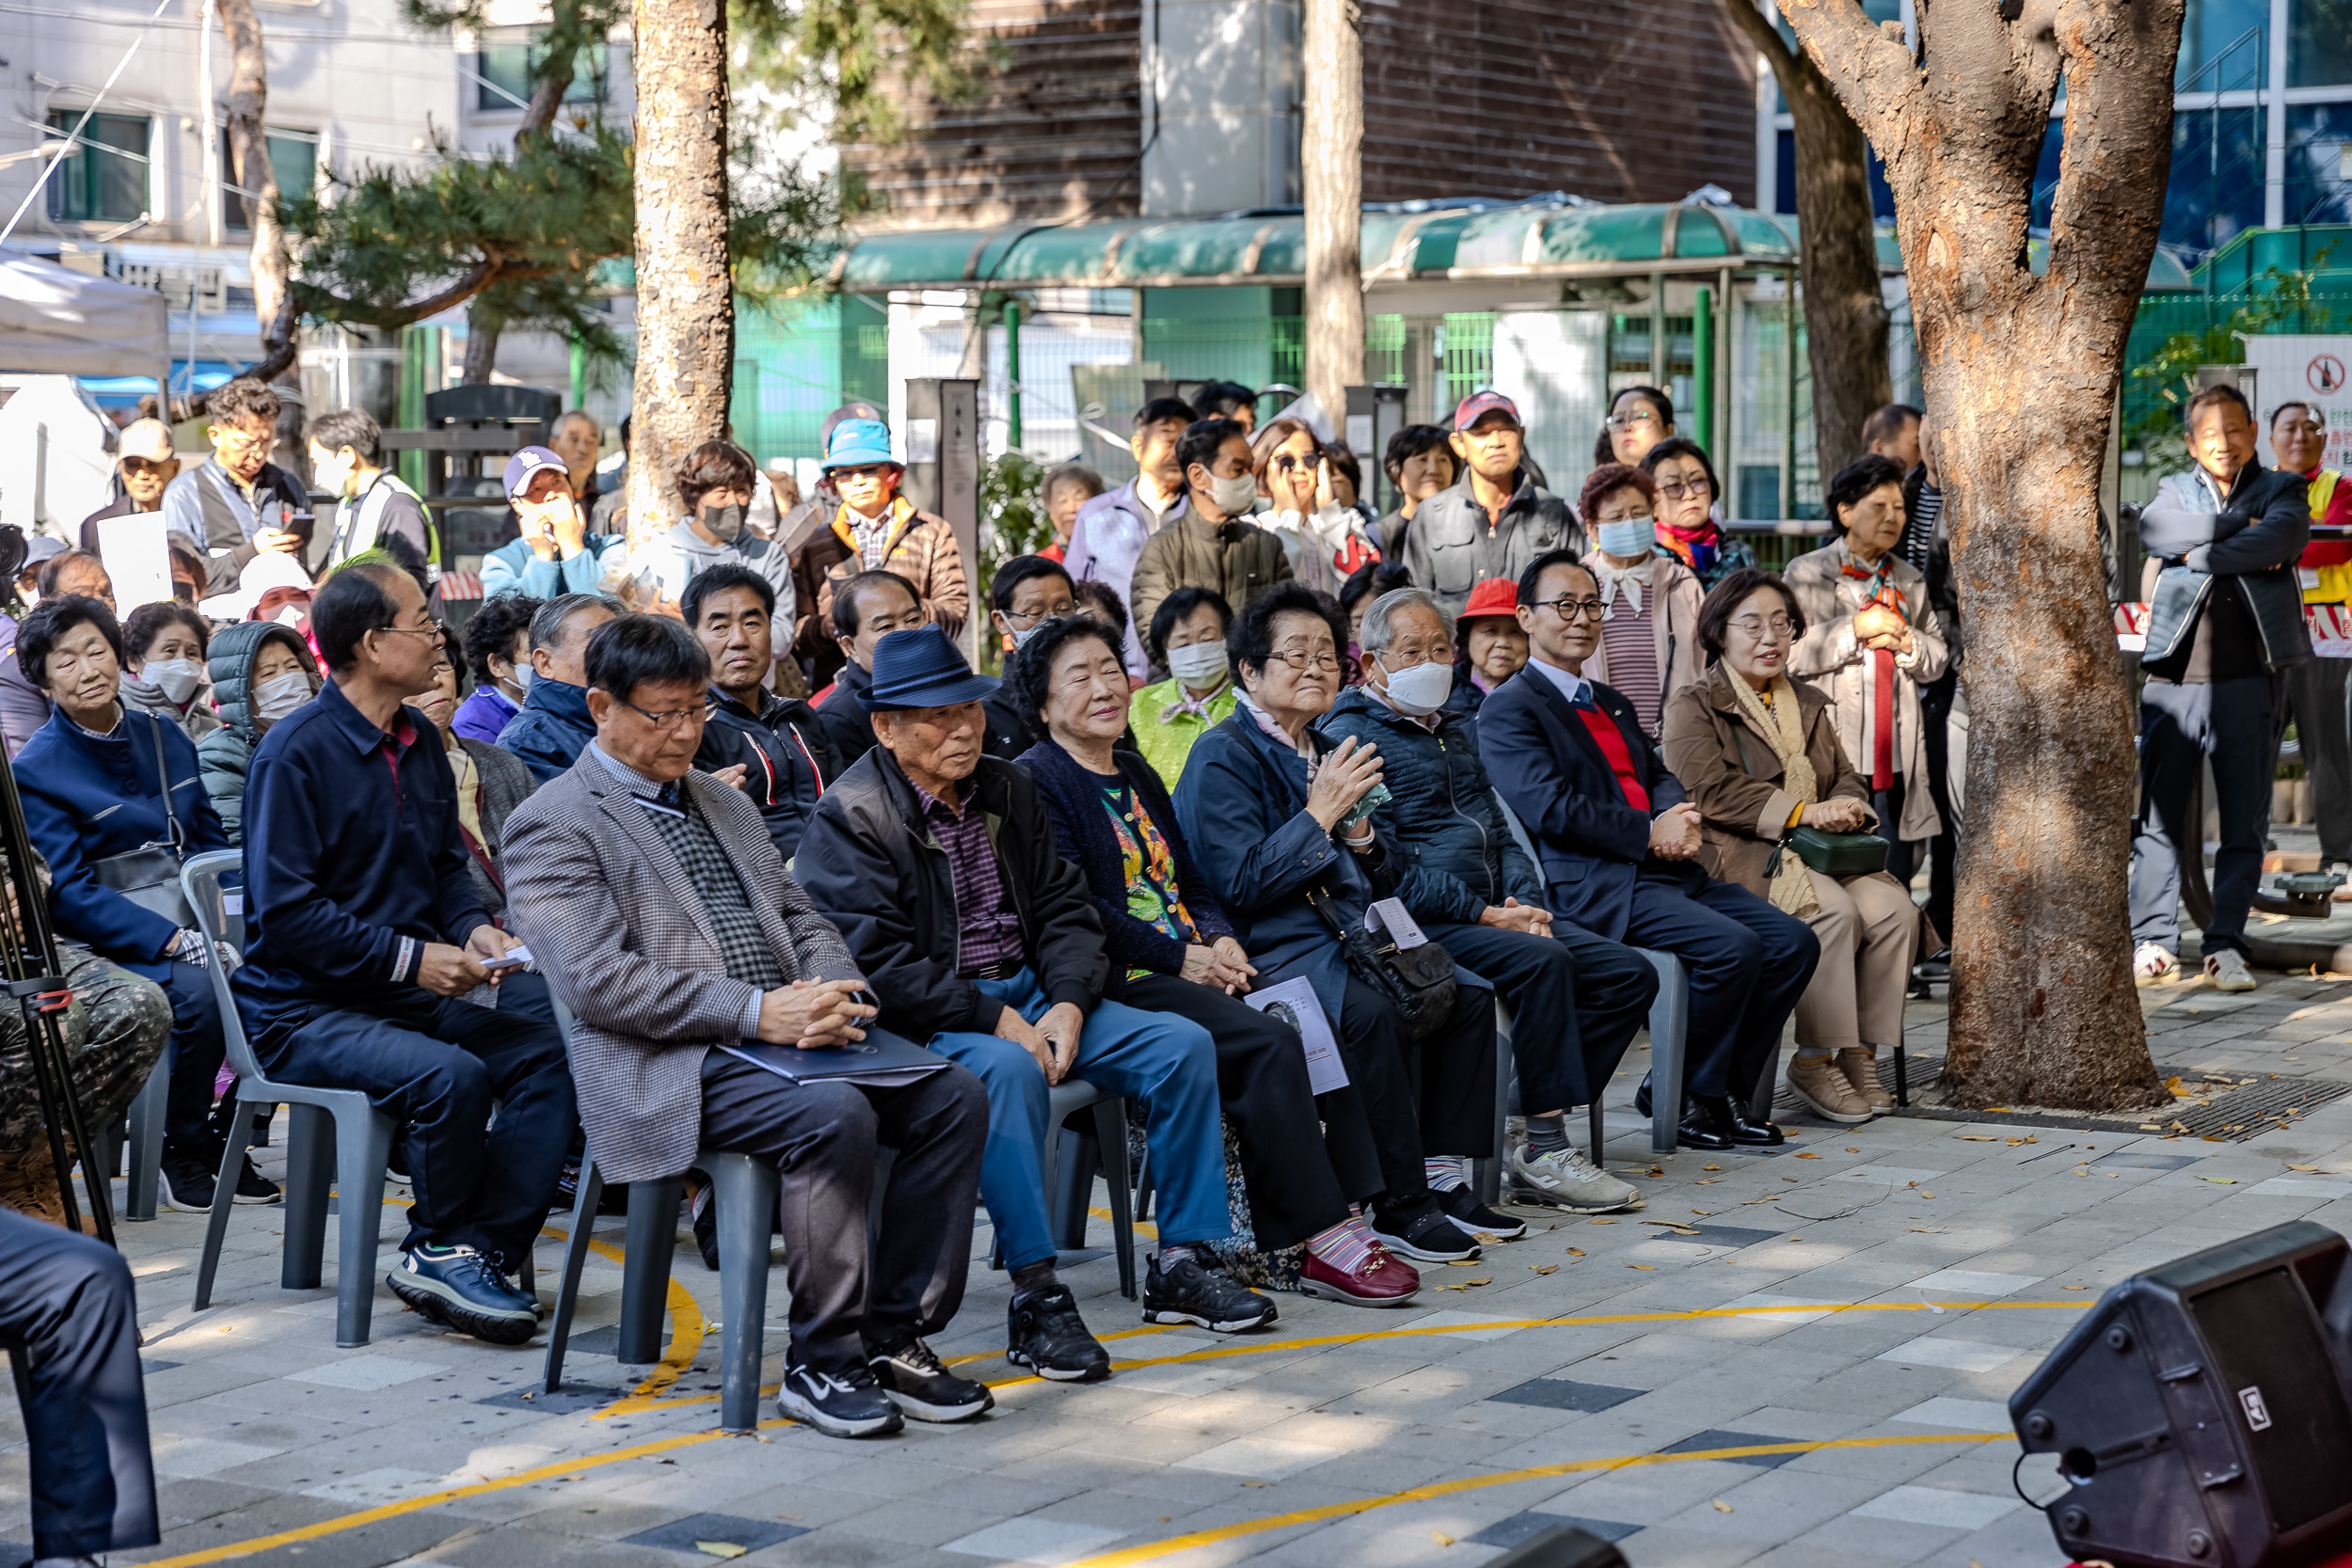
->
xmin=2304 ymin=469 xmax=2352 ymax=605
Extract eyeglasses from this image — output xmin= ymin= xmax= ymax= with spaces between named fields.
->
xmin=1003 ymin=603 xmax=1075 ymax=628
xmin=119 ymin=456 xmax=173 ymax=477
xmin=1267 ymin=647 xmax=1343 ymax=673
xmin=1606 ymin=412 xmax=1662 ymax=433
xmin=1375 ymin=644 xmax=1454 ymax=672
xmin=1656 ymin=479 xmax=1712 ymax=502
xmin=373 ymin=624 xmax=444 ymax=641
xmin=622 ymin=697 xmax=718 ymax=733
xmin=832 ymin=464 xmax=895 ymax=482
xmin=1273 ymin=452 xmax=1322 ymax=473
xmin=1728 ymin=613 xmax=1796 ymax=638
xmin=1532 ymin=596 xmax=1607 ymax=623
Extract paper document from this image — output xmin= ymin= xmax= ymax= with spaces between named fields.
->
xmin=1242 ymin=975 xmax=1350 ymax=1094
xmin=1365 ymin=897 xmax=1429 ymax=948
xmin=95 ymin=514 xmax=175 ymax=611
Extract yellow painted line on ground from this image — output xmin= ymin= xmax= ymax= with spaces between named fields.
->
xmin=1089 ymin=1203 xmax=1158 ymax=1237
xmin=1061 ymin=1432 xmax=2011 ymax=1567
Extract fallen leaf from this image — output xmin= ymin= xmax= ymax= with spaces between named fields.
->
xmin=1531 ymin=1264 xmax=1559 ymax=1275
xmin=1845 ymin=1147 xmax=1861 ymax=1152
xmin=2199 ymin=1177 xmax=2238 ymax=1184
xmin=2005 ymin=1138 xmax=2026 ymax=1147
xmin=2139 ymin=1124 xmax=2163 ymax=1132
xmin=1629 ymin=1264 xmax=1656 ymax=1270
xmin=695 ymin=1544 xmax=749 ymax=1560
xmin=1433 ymin=1532 xmax=1455 ymax=1546
xmin=1473 ymin=1232 xmax=1501 ymax=1244
xmin=1696 ymin=1179 xmax=1721 ymax=1185
xmin=1920 ymin=1192 xmax=1936 ymax=1199
xmin=1692 ymin=1209 xmax=1710 ymax=1216
xmin=2290 ymin=1164 xmax=2322 ymax=1172
xmin=1241 ymin=1479 xmax=1273 ymax=1487
xmin=2061 ymin=1284 xmax=2090 ymax=1291
xmin=1794 ymin=1151 xmax=1821 ymax=1159
xmin=1958 ymin=1134 xmax=1998 ymax=1142
xmin=1436 ymin=1284 xmax=1469 ymax=1292
xmin=1447 ymin=1259 xmax=1479 ymax=1266
xmin=1566 ymin=1248 xmax=1587 ymax=1258
xmin=1648 ymin=1165 xmax=1665 ymax=1177
xmin=1711 ymin=1499 xmax=1734 ymax=1513
xmin=1910 ymin=1227 xmax=1941 ymax=1233
xmin=1702 ymin=1164 xmax=1722 ymax=1171
xmin=1590 ymin=1218 xmax=1616 ymax=1225
xmin=2024 ymin=1136 xmax=2039 ymax=1143
xmin=1466 ymin=1277 xmax=1492 ymax=1286
xmin=1983 ymin=1106 xmax=2012 ymax=1113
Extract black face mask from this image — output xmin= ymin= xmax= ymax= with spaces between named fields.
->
xmin=700 ymin=502 xmax=746 ymax=544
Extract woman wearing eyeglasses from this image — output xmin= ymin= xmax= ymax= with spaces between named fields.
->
xmin=1594 ymin=386 xmax=1677 ymax=468
xmin=1252 ymin=418 xmax=1384 ymax=596
xmin=1573 ymin=465 xmax=1704 ymax=739
xmin=1641 ymin=438 xmax=1756 ymax=587
xmin=1661 ymin=568 xmax=1914 ymax=1126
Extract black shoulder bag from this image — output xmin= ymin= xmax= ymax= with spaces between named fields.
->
xmin=88 ymin=712 xmax=198 ymax=928
xmin=1304 ymin=888 xmax=1457 ymax=1043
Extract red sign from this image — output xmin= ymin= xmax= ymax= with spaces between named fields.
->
xmin=2311 ymin=353 xmax=2347 ymax=394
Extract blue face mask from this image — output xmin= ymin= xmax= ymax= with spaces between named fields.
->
xmin=1596 ymin=517 xmax=1657 ymax=559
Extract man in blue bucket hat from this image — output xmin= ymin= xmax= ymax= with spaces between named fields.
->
xmin=789 ymin=417 xmax=969 ymax=676
xmin=795 ymin=625 xmax=1277 ymax=1380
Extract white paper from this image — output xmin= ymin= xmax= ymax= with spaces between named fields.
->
xmin=94 ymin=513 xmax=175 ymax=611
xmin=1364 ymin=896 xmax=1428 ymax=949
xmin=1242 ymin=975 xmax=1350 ymax=1095
xmin=481 ymin=944 xmax=533 ymax=971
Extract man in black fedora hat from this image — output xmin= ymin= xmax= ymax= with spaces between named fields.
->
xmin=796 ymin=626 xmax=1275 ymax=1381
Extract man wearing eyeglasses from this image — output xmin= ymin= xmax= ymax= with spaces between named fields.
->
xmin=160 ymin=377 xmax=311 ymax=596
xmin=235 ymin=562 xmax=576 ymax=1345
xmin=1401 ymin=390 xmax=1581 ymax=620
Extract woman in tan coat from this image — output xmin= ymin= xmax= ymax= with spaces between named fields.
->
xmin=1783 ymin=455 xmax=1947 ymax=885
xmin=1661 ymin=568 xmax=1915 ymax=1125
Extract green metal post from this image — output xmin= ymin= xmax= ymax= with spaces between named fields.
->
xmin=1692 ymin=287 xmax=1714 ymax=455
xmin=568 ymin=335 xmax=587 ymax=412
xmin=1003 ymin=297 xmax=1024 ymax=451
xmin=397 ymin=325 xmax=428 ymax=493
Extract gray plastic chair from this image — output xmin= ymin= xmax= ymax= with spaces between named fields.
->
xmin=1470 ymin=1004 xmax=1610 ymax=1205
xmin=1635 ymin=948 xmax=1689 ymax=1153
xmin=1041 ymin=1080 xmax=1136 ymax=1299
xmin=116 ymin=1055 xmax=170 ymax=1221
xmin=183 ymin=850 xmax=399 ymax=1349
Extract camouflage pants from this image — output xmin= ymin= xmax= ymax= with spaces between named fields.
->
xmin=0 ymin=945 xmax=174 ymax=1212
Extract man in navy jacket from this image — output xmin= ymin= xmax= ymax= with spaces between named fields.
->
xmin=1478 ymin=550 xmax=1819 ymax=1150
xmin=236 ymin=562 xmax=576 ymax=1345
xmin=499 ymin=592 xmax=619 ymax=783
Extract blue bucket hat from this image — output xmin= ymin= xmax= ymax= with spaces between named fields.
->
xmin=824 ymin=419 xmax=898 ymax=472
xmin=860 ymin=626 xmax=998 ymax=712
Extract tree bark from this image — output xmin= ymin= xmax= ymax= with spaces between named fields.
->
xmin=463 ymin=298 xmax=505 ymax=386
xmin=1300 ymin=0 xmax=1363 ymax=424
xmin=1720 ymin=0 xmax=1890 ymax=478
xmin=628 ymin=0 xmax=734 ymax=550
xmin=215 ymin=0 xmax=288 ymax=370
xmin=1777 ymin=0 xmax=2176 ymax=1111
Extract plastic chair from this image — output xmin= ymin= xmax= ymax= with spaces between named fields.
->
xmin=1470 ymin=1003 xmax=1610 ymax=1206
xmin=183 ymin=850 xmax=399 ymax=1350
xmin=1042 ymin=1080 xmax=1136 ymax=1300
xmin=1634 ymin=948 xmax=1689 ymax=1154
xmin=118 ymin=1054 xmax=170 ymax=1221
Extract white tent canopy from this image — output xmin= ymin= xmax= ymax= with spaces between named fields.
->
xmin=0 ymin=253 xmax=171 ymax=386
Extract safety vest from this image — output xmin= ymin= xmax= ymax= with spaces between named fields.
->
xmin=329 ymin=469 xmax=440 ymax=570
xmin=2304 ymin=468 xmax=2351 ymax=605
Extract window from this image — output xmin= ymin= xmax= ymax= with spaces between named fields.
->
xmin=2292 ymin=0 xmax=2352 ymax=86
xmin=42 ymin=111 xmax=149 ymax=223
xmin=2165 ymin=106 xmax=2267 ymax=256
xmin=2288 ymin=103 xmax=2352 ymax=224
xmin=221 ymin=131 xmax=317 ymax=233
xmin=2178 ymin=0 xmax=2266 ymax=89
xmin=475 ymin=27 xmax=602 ymax=113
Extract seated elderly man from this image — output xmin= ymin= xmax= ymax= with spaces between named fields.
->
xmin=503 ymin=613 xmax=992 ymax=1440
xmin=499 ymin=592 xmax=623 ymax=782
xmin=235 ymin=562 xmax=577 ymax=1345
xmin=1322 ymin=586 xmax=1656 ymax=1213
xmin=796 ymin=626 xmax=1271 ymax=1383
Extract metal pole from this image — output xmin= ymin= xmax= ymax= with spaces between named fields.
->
xmin=200 ymin=0 xmax=222 ymax=249
xmin=1692 ymin=286 xmax=1714 ymax=454
xmin=1004 ymin=297 xmax=1024 ymax=451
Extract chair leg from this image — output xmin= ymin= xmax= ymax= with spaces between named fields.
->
xmin=1133 ymin=1150 xmax=1153 ymax=1223
xmin=1052 ymin=1125 xmax=1100 ymax=1252
xmin=281 ymin=1102 xmax=333 ymax=1291
xmin=1640 ymin=950 xmax=1688 ymax=1155
xmin=1588 ymin=1099 xmax=1605 ymax=1165
xmin=707 ymin=1159 xmax=777 ymax=1434
xmin=1474 ymin=1008 xmax=1513 ymax=1205
xmin=125 ymin=1052 xmax=171 ymax=1222
xmin=1091 ymin=1100 xmax=1136 ymax=1301
xmin=332 ymin=1109 xmax=393 ymax=1349
xmin=1894 ymin=1041 xmax=1910 ymax=1108
xmin=544 ymin=1159 xmax=605 ymax=1394
xmin=616 ymin=1179 xmax=682 ymax=1366
xmin=192 ymin=1091 xmax=261 ymax=1312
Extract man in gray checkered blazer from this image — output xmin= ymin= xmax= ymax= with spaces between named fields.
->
xmin=501 ymin=613 xmax=993 ymax=1440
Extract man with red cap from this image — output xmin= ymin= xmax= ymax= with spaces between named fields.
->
xmin=1401 ymin=390 xmax=1582 ymax=619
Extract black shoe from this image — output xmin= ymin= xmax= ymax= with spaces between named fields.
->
xmin=387 ymin=1243 xmax=539 ymax=1345
xmin=868 ymin=1337 xmax=993 ymax=1422
xmin=1142 ymin=1252 xmax=1278 ymax=1333
xmin=1690 ymin=1093 xmax=1785 ymax=1148
xmin=1369 ymin=1202 xmax=1480 ymax=1262
xmin=1672 ymin=1104 xmax=1734 ymax=1150
xmin=160 ymin=1151 xmax=217 ymax=1212
xmin=231 ymin=1153 xmax=280 ymax=1205
xmin=778 ymin=1362 xmax=904 ymax=1437
xmin=1007 ymin=1285 xmax=1111 ymax=1382
xmin=690 ymin=1183 xmax=720 ymax=1271
xmin=1632 ymin=1071 xmax=1655 ymax=1120
xmin=1437 ymin=1185 xmax=1526 ymax=1241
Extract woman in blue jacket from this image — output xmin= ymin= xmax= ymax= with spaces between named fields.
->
xmin=14 ymin=595 xmax=270 ymax=1213
xmin=1173 ymin=583 xmax=1502 ymax=1265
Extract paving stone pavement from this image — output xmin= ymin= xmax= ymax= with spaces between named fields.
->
xmin=8 ymin=971 xmax=2352 ymax=1568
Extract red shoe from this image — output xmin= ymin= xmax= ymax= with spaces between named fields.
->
xmin=1298 ymin=1243 xmax=1421 ymax=1307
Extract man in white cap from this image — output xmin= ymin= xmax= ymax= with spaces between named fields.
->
xmin=79 ymin=419 xmax=182 ymax=554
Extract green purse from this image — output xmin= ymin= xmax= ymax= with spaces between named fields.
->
xmin=1731 ymin=720 xmax=1891 ymax=878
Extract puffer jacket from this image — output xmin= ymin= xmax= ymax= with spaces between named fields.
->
xmin=1316 ymin=685 xmax=1542 ymax=926
xmin=197 ymin=621 xmax=319 ymax=845
xmin=1399 ymin=470 xmax=1582 ymax=618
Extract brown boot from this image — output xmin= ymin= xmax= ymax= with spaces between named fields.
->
xmin=1838 ymin=1048 xmax=1896 ymax=1112
xmin=0 ymin=1140 xmax=71 ymax=1227
xmin=1787 ymin=1054 xmax=1872 ymax=1123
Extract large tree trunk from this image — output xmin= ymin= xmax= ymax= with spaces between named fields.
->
xmin=215 ymin=0 xmax=293 ymax=384
xmin=628 ymin=0 xmax=734 ymax=552
xmin=1720 ymin=0 xmax=1889 ymax=478
xmin=1300 ymin=0 xmax=1363 ymax=424
xmin=1779 ymin=0 xmax=2175 ymax=1111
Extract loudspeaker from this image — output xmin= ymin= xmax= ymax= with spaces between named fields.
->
xmin=2010 ymin=1220 xmax=2352 ymax=1566
xmin=1479 ymin=1524 xmax=1629 ymax=1568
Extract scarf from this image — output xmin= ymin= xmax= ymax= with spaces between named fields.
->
xmin=1723 ymin=673 xmax=1820 ymax=918
xmin=1657 ymin=515 xmax=1724 ymax=577
xmin=1840 ymin=553 xmax=1904 ymax=791
xmin=834 ymin=495 xmax=909 ymax=569
xmin=1235 ymin=687 xmax=1314 ymax=761
xmin=1593 ymin=552 xmax=1655 ymax=620
xmin=1157 ymin=674 xmax=1231 ymax=726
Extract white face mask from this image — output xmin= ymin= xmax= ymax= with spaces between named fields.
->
xmin=510 ymin=661 xmax=534 ymax=694
xmin=1207 ymin=471 xmax=1259 ymax=516
xmin=1167 ymin=640 xmax=1229 ymax=688
xmin=141 ymin=658 xmax=205 ymax=705
xmin=1381 ymin=658 xmax=1454 ymax=717
xmin=254 ymin=670 xmax=311 ymax=722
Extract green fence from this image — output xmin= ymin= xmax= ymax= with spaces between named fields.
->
xmin=727 ymin=302 xmax=889 ymax=467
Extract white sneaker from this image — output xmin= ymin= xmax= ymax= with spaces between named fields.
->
xmin=2133 ymin=942 xmax=2179 ymax=987
xmin=1507 ymin=1143 xmax=1640 ymax=1213
xmin=2204 ymin=949 xmax=2257 ymax=991
xmin=2330 ymin=862 xmax=2352 ymax=902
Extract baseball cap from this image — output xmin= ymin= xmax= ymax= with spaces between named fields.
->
xmin=119 ymin=419 xmax=177 ymax=463
xmin=819 ymin=401 xmax=887 ymax=455
xmin=501 ymin=445 xmax=570 ymax=500
xmin=1452 ymin=389 xmax=1522 ymax=434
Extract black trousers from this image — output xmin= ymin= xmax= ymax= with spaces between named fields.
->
xmin=1918 ymin=670 xmax=1960 ymax=942
xmin=2134 ymin=674 xmax=2280 ymax=957
xmin=1618 ymin=872 xmax=1820 ymax=1100
xmin=698 ymin=1049 xmax=987 ymax=1376
xmin=1333 ymin=971 xmax=1497 ymax=1210
xmin=0 ymin=1206 xmax=157 ymax=1560
xmin=2273 ymin=656 xmax=2352 ymax=864
xmin=1872 ymin=778 xmax=1918 ymax=892
xmin=251 ymin=973 xmax=577 ymax=1269
xmin=1427 ymin=919 xmax=1657 ymax=1114
xmin=1117 ymin=972 xmax=1372 ymax=1250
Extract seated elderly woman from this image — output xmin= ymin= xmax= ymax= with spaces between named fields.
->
xmin=1008 ymin=614 xmax=1418 ymax=1306
xmin=198 ymin=621 xmax=322 ymax=845
xmin=1130 ymin=587 xmax=1238 ymax=787
xmin=1451 ymin=578 xmax=1527 ymax=715
xmin=1660 ymin=568 xmax=1912 ymax=1124
xmin=1173 ymin=582 xmax=1504 ymax=1265
xmin=1784 ymin=455 xmax=1949 ymax=892
xmin=410 ymin=627 xmax=540 ymax=926
xmin=119 ymin=602 xmax=219 ymax=742
xmin=12 ymin=595 xmax=275 ymax=1212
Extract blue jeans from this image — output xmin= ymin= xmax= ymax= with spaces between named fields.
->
xmin=926 ymin=968 xmax=1228 ymax=1272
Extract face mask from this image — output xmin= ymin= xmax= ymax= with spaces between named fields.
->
xmin=699 ymin=502 xmax=746 ymax=544
xmin=1597 ymin=518 xmax=1657 ymax=558
xmin=143 ymin=658 xmax=204 ymax=705
xmin=1008 ymin=619 xmax=1048 ymax=652
xmin=1167 ymin=640 xmax=1229 ymax=687
xmin=1208 ymin=471 xmax=1259 ymax=516
xmin=1381 ymin=658 xmax=1454 ymax=716
xmin=254 ymin=671 xmax=311 ymax=722
xmin=510 ymin=661 xmax=533 ymax=693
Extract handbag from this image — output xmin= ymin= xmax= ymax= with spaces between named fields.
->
xmin=1305 ymin=888 xmax=1456 ymax=1044
xmin=1730 ymin=719 xmax=1891 ymax=879
xmin=87 ymin=712 xmax=196 ymax=929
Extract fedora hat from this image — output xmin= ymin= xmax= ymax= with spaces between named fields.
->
xmin=860 ymin=626 xmax=998 ymax=712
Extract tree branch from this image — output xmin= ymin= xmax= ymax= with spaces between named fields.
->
xmin=1776 ymin=0 xmax=1920 ymax=150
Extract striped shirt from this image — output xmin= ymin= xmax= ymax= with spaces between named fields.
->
xmin=1900 ymin=483 xmax=1941 ymax=575
xmin=915 ymin=781 xmax=1026 ymax=976
xmin=1599 ymin=597 xmax=1663 ymax=736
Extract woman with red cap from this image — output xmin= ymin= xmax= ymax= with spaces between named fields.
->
xmin=1452 ymin=578 xmax=1528 ymax=715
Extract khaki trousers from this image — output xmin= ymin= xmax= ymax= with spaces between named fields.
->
xmin=1792 ymin=868 xmax=1915 ymax=1055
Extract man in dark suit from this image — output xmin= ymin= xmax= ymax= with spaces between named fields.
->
xmin=1478 ymin=549 xmax=1819 ymax=1150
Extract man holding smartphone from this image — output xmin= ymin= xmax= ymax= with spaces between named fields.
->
xmin=161 ymin=377 xmax=310 ymax=597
